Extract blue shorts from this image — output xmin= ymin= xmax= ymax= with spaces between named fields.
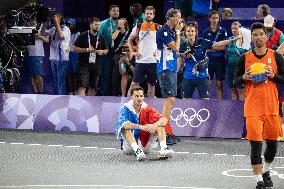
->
xmin=26 ymin=56 xmax=44 ymax=76
xmin=208 ymin=56 xmax=226 ymax=81
xmin=158 ymin=70 xmax=177 ymax=98
xmin=132 ymin=63 xmax=157 ymax=85
xmin=182 ymin=77 xmax=210 ymax=99
xmin=68 ymin=52 xmax=79 ymax=73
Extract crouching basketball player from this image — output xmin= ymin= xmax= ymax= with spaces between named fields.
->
xmin=115 ymin=86 xmax=174 ymax=161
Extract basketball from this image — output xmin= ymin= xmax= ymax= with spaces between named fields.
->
xmin=250 ymin=63 xmax=268 ymax=83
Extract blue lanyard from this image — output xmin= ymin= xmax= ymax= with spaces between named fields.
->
xmin=115 ymin=31 xmax=128 ymax=53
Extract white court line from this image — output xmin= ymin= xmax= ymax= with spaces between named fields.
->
xmin=275 ymin=157 xmax=284 ymax=159
xmin=27 ymin=144 xmax=42 ymax=146
xmin=213 ymin=154 xmax=227 ymax=156
xmin=232 ymin=155 xmax=247 ymax=157
xmin=83 ymin=147 xmax=98 ymax=149
xmin=275 ymin=167 xmax=284 ymax=169
xmin=0 ymin=185 xmax=216 ymax=189
xmin=0 ymin=142 xmax=6 ymax=144
xmin=47 ymin=145 xmax=63 ymax=147
xmin=10 ymin=143 xmax=24 ymax=145
xmin=176 ymin=152 xmax=190 ymax=154
xmin=102 ymin=148 xmax=116 ymax=150
xmin=65 ymin=146 xmax=80 ymax=148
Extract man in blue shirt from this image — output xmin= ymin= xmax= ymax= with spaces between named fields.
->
xmin=203 ymin=10 xmax=227 ymax=100
xmin=156 ymin=8 xmax=183 ymax=144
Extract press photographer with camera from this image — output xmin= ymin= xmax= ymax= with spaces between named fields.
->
xmin=25 ymin=15 xmax=49 ymax=94
xmin=179 ymin=22 xmax=238 ymax=100
xmin=0 ymin=17 xmax=21 ymax=93
xmin=111 ymin=18 xmax=132 ymax=97
xmin=42 ymin=12 xmax=71 ymax=95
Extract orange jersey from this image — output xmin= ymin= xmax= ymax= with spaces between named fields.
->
xmin=244 ymin=49 xmax=279 ymax=116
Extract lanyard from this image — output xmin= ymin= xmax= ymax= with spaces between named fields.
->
xmin=88 ymin=30 xmax=99 ymax=49
xmin=114 ymin=31 xmax=128 ymax=53
xmin=213 ymin=27 xmax=221 ymax=42
xmin=138 ymin=23 xmax=153 ymax=43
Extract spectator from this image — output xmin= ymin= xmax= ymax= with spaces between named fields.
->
xmin=174 ymin=0 xmax=193 ymax=19
xmin=26 ymin=16 xmax=49 ymax=94
xmin=156 ymin=8 xmax=183 ymax=145
xmin=226 ymin=21 xmax=247 ymax=101
xmin=130 ymin=3 xmax=145 ymax=28
xmin=203 ymin=10 xmax=228 ymax=100
xmin=222 ymin=8 xmax=233 ymax=20
xmin=264 ymin=15 xmax=284 ymax=50
xmin=210 ymin=0 xmax=220 ymax=11
xmin=111 ymin=18 xmax=131 ymax=96
xmin=127 ymin=6 xmax=158 ymax=98
xmin=98 ymin=4 xmax=120 ymax=96
xmin=179 ymin=22 xmax=236 ymax=99
xmin=66 ymin=18 xmax=80 ymax=95
xmin=43 ymin=13 xmax=71 ymax=95
xmin=257 ymin=4 xmax=270 ymax=19
xmin=74 ymin=17 xmax=108 ymax=96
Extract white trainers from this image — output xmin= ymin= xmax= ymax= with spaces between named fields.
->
xmin=135 ymin=148 xmax=147 ymax=161
xmin=158 ymin=148 xmax=174 ymax=159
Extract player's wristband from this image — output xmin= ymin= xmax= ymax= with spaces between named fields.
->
xmin=175 ymin=30 xmax=181 ymax=35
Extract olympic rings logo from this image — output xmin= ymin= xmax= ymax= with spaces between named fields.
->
xmin=170 ymin=108 xmax=210 ymax=128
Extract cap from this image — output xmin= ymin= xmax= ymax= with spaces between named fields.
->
xmin=264 ymin=15 xmax=274 ymax=27
xmin=67 ymin=18 xmax=76 ymax=25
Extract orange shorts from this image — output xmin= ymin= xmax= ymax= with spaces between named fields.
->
xmin=246 ymin=115 xmax=283 ymax=141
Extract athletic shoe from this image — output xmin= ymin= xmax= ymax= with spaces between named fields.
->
xmin=173 ymin=135 xmax=182 ymax=142
xmin=278 ymin=136 xmax=284 ymax=142
xmin=255 ymin=181 xmax=266 ymax=189
xmin=135 ymin=148 xmax=146 ymax=161
xmin=166 ymin=135 xmax=177 ymax=145
xmin=158 ymin=147 xmax=174 ymax=159
xmin=263 ymin=171 xmax=273 ymax=188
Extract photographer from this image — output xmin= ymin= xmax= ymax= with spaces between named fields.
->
xmin=0 ymin=17 xmax=20 ymax=93
xmin=42 ymin=13 xmax=70 ymax=95
xmin=111 ymin=18 xmax=132 ymax=96
xmin=179 ymin=22 xmax=237 ymax=100
xmin=26 ymin=15 xmax=49 ymax=94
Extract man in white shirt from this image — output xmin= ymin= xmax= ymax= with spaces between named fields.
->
xmin=26 ymin=16 xmax=49 ymax=94
xmin=43 ymin=13 xmax=71 ymax=95
xmin=127 ymin=6 xmax=158 ymax=98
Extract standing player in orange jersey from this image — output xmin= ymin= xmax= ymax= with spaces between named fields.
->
xmin=234 ymin=22 xmax=284 ymax=189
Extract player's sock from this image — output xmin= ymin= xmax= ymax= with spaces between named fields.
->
xmin=263 ymin=162 xmax=271 ymax=173
xmin=255 ymin=174 xmax=263 ymax=182
xmin=131 ymin=142 xmax=140 ymax=152
xmin=160 ymin=140 xmax=167 ymax=150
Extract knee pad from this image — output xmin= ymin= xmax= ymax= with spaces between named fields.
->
xmin=264 ymin=140 xmax=278 ymax=162
xmin=250 ymin=141 xmax=263 ymax=165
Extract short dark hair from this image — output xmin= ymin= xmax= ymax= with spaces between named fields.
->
xmin=109 ymin=4 xmax=119 ymax=11
xmin=130 ymin=86 xmax=144 ymax=95
xmin=232 ymin=21 xmax=241 ymax=27
xmin=209 ymin=10 xmax=219 ymax=18
xmin=89 ymin=17 xmax=100 ymax=24
xmin=165 ymin=8 xmax=181 ymax=20
xmin=144 ymin=6 xmax=155 ymax=14
xmin=258 ymin=4 xmax=270 ymax=17
xmin=131 ymin=3 xmax=143 ymax=10
xmin=250 ymin=22 xmax=266 ymax=33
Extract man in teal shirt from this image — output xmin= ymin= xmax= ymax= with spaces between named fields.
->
xmin=98 ymin=4 xmax=119 ymax=96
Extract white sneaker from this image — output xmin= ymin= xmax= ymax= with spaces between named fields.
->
xmin=135 ymin=148 xmax=147 ymax=161
xmin=158 ymin=148 xmax=174 ymax=159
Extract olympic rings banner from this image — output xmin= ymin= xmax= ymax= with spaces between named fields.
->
xmin=0 ymin=93 xmax=244 ymax=138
